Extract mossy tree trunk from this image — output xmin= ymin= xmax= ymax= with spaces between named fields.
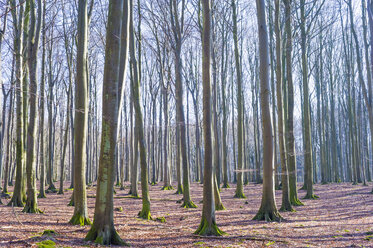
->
xmin=195 ymin=0 xmax=224 ymax=235
xmin=170 ymin=0 xmax=195 ymax=207
xmin=300 ymin=0 xmax=317 ymax=200
xmin=85 ymin=0 xmax=129 ymax=245
xmin=274 ymin=0 xmax=293 ymax=212
xmin=38 ymin=0 xmax=46 ymax=199
xmin=283 ymin=0 xmax=303 ymax=206
xmin=69 ymin=0 xmax=91 ymax=226
xmin=129 ymin=0 xmax=151 ymax=219
xmin=8 ymin=0 xmax=26 ymax=208
xmin=253 ymin=0 xmax=282 ymax=222
xmin=23 ymin=0 xmax=43 ymax=214
xmin=231 ymin=0 xmax=245 ymax=199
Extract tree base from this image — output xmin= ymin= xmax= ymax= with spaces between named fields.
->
xmin=8 ymin=196 xmax=25 ymax=207
xmin=253 ymin=209 xmax=283 ymax=222
xmin=161 ymin=185 xmax=174 ymax=190
xmin=46 ymin=184 xmax=57 ymax=193
xmin=290 ymin=197 xmax=304 ymax=206
xmin=215 ymin=203 xmax=226 ymax=211
xmin=138 ymin=209 xmax=152 ymax=220
xmin=175 ymin=185 xmax=183 ymax=195
xmin=234 ymin=191 xmax=246 ymax=199
xmin=22 ymin=205 xmax=44 ymax=214
xmin=181 ymin=200 xmax=197 ymax=208
xmin=194 ymin=217 xmax=225 ymax=236
xmin=279 ymin=203 xmax=295 ymax=212
xmin=303 ymin=194 xmax=319 ymax=200
xmin=38 ymin=192 xmax=46 ymax=199
xmin=85 ymin=225 xmax=129 ymax=246
xmin=1 ymin=192 xmax=11 ymax=199
xmin=69 ymin=213 xmax=92 ymax=226
xmin=222 ymin=183 xmax=230 ymax=189
xmin=299 ymin=185 xmax=307 ymax=191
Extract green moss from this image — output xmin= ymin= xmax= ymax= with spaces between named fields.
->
xmin=41 ymin=230 xmax=57 ymax=236
xmin=161 ymin=185 xmax=174 ymax=190
xmin=36 ymin=240 xmax=56 ymax=248
xmin=69 ymin=213 xmax=92 ymax=226
xmin=303 ymin=194 xmax=319 ymax=200
xmin=181 ymin=200 xmax=197 ymax=208
xmin=234 ymin=191 xmax=246 ymax=199
xmin=364 ymin=235 xmax=373 ymax=241
xmin=155 ymin=217 xmax=166 ymax=223
xmin=115 ymin=207 xmax=123 ymax=212
xmin=222 ymin=183 xmax=230 ymax=189
xmin=253 ymin=209 xmax=283 ymax=222
xmin=194 ymin=217 xmax=225 ymax=236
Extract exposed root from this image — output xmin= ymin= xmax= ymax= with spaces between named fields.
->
xmin=46 ymin=184 xmax=57 ymax=193
xmin=303 ymin=194 xmax=319 ymax=200
xmin=22 ymin=205 xmax=44 ymax=214
xmin=253 ymin=209 xmax=283 ymax=222
xmin=85 ymin=225 xmax=129 ymax=246
xmin=161 ymin=185 xmax=174 ymax=190
xmin=8 ymin=195 xmax=25 ymax=207
xmin=279 ymin=204 xmax=295 ymax=212
xmin=181 ymin=200 xmax=197 ymax=208
xmin=175 ymin=184 xmax=183 ymax=195
xmin=222 ymin=183 xmax=230 ymax=189
xmin=215 ymin=203 xmax=226 ymax=211
xmin=69 ymin=213 xmax=92 ymax=226
xmin=38 ymin=192 xmax=46 ymax=199
xmin=138 ymin=209 xmax=152 ymax=220
xmin=290 ymin=197 xmax=304 ymax=206
xmin=234 ymin=191 xmax=246 ymax=199
xmin=194 ymin=217 xmax=225 ymax=236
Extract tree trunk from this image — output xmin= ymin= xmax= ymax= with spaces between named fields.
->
xmin=85 ymin=0 xmax=128 ymax=245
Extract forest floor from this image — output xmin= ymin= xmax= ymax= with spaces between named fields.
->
xmin=0 ymin=182 xmax=372 ymax=247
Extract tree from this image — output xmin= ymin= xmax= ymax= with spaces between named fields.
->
xmin=23 ymin=0 xmax=43 ymax=213
xmin=194 ymin=0 xmax=224 ymax=236
xmin=129 ymin=0 xmax=152 ymax=220
xmin=85 ymin=0 xmax=129 ymax=245
xmin=253 ymin=0 xmax=282 ymax=222
xmin=8 ymin=0 xmax=26 ymax=208
xmin=69 ymin=0 xmax=91 ymax=226
xmin=274 ymin=0 xmax=293 ymax=212
xmin=283 ymin=0 xmax=303 ymax=206
xmin=170 ymin=0 xmax=196 ymax=208
xmin=231 ymin=0 xmax=245 ymax=199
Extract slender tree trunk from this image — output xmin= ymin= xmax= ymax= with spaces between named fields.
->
xmin=195 ymin=0 xmax=224 ymax=235
xmin=85 ymin=0 xmax=128 ymax=245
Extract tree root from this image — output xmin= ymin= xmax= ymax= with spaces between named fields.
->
xmin=161 ymin=185 xmax=174 ymax=190
xmin=69 ymin=213 xmax=92 ymax=226
xmin=85 ymin=225 xmax=129 ymax=246
xmin=222 ymin=183 xmax=230 ymax=189
xmin=8 ymin=195 xmax=25 ymax=207
xmin=279 ymin=204 xmax=295 ymax=212
xmin=175 ymin=184 xmax=183 ymax=195
xmin=215 ymin=202 xmax=226 ymax=211
xmin=181 ymin=200 xmax=197 ymax=208
xmin=234 ymin=191 xmax=246 ymax=199
xmin=22 ymin=205 xmax=44 ymax=214
xmin=253 ymin=209 xmax=283 ymax=222
xmin=194 ymin=217 xmax=225 ymax=236
xmin=303 ymin=194 xmax=319 ymax=200
xmin=138 ymin=209 xmax=152 ymax=220
xmin=290 ymin=197 xmax=304 ymax=206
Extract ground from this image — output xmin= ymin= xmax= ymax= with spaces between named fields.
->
xmin=0 ymin=182 xmax=372 ymax=247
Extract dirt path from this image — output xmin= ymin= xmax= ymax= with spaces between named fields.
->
xmin=0 ymin=182 xmax=372 ymax=247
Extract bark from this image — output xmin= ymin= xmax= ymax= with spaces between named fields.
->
xmin=85 ymin=0 xmax=128 ymax=245
xmin=195 ymin=0 xmax=224 ymax=235
xmin=283 ymin=0 xmax=303 ymax=206
xmin=69 ymin=0 xmax=91 ymax=226
xmin=23 ymin=0 xmax=43 ymax=213
xmin=274 ymin=0 xmax=293 ymax=212
xmin=9 ymin=0 xmax=26 ymax=207
xmin=253 ymin=0 xmax=282 ymax=222
xmin=232 ymin=0 xmax=245 ymax=199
